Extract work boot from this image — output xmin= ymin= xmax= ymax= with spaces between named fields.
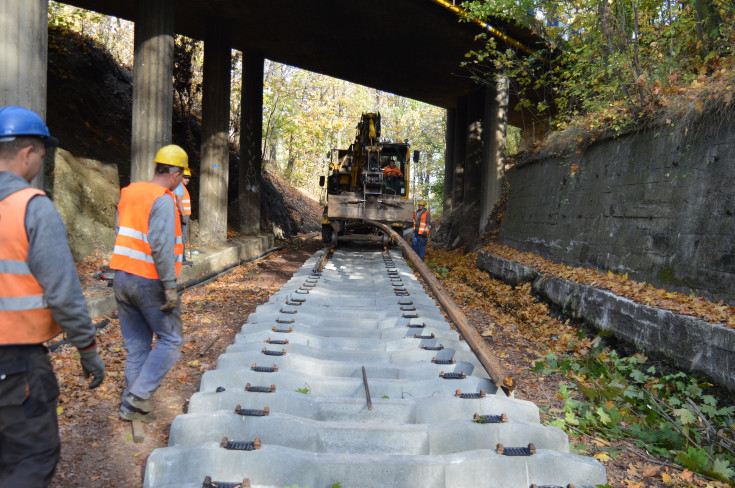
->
xmin=124 ymin=392 xmax=153 ymax=413
xmin=118 ymin=403 xmax=157 ymax=423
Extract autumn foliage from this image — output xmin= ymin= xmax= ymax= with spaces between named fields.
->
xmin=482 ymin=241 xmax=735 ymax=328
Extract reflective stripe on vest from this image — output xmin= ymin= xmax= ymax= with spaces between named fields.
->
xmin=109 ymin=182 xmax=183 ymax=279
xmin=182 ymin=186 xmax=191 ymax=215
xmin=0 ymin=188 xmax=62 ymax=345
xmin=414 ymin=209 xmax=429 ymax=235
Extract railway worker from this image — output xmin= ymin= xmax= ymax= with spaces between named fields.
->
xmin=412 ymin=199 xmax=431 ymax=260
xmin=174 ymin=167 xmax=193 ymax=265
xmin=110 ymin=144 xmax=187 ymax=422
xmin=0 ymin=106 xmax=105 ymax=487
xmin=382 ymin=159 xmax=403 ymax=194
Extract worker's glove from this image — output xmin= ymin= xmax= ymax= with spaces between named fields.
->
xmin=180 ymin=215 xmax=190 ymax=225
xmin=79 ymin=343 xmax=105 ymax=389
xmin=160 ymin=287 xmax=179 ymax=312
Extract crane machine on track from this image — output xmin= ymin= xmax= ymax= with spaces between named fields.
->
xmin=319 ymin=112 xmax=418 ymax=246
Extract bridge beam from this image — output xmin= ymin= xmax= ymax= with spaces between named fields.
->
xmin=238 ymin=51 xmax=264 ymax=235
xmin=199 ymin=20 xmax=232 ymax=245
xmin=480 ymin=76 xmax=509 ymax=235
xmin=0 ymin=0 xmax=50 ymax=190
xmin=131 ymin=0 xmax=174 ymax=182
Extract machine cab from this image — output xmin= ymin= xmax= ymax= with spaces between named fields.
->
xmin=378 ymin=142 xmax=410 ymax=198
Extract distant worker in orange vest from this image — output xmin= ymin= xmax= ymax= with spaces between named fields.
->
xmin=0 ymin=106 xmax=105 ymax=487
xmin=412 ymin=199 xmax=431 ymax=260
xmin=109 ymin=144 xmax=187 ymax=422
xmin=174 ymin=167 xmax=193 ymax=265
xmin=382 ymin=159 xmax=403 ymax=194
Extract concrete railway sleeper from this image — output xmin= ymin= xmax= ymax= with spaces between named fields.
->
xmin=144 ymin=247 xmax=607 ymax=487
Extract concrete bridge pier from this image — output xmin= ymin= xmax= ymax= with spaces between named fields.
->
xmin=131 ymin=0 xmax=174 ymax=183
xmin=441 ymin=79 xmax=508 ymax=247
xmin=442 ymin=108 xmax=456 ymax=215
xmin=463 ymin=87 xmax=485 ymax=225
xmin=199 ymin=21 xmax=232 ymax=245
xmin=238 ymin=51 xmax=264 ymax=236
xmin=0 ymin=0 xmax=50 ymax=190
xmin=480 ymin=75 xmax=509 ymax=236
xmin=451 ymin=96 xmax=468 ymax=215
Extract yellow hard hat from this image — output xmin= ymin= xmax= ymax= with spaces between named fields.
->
xmin=418 ymin=199 xmax=427 ymax=206
xmin=183 ymin=168 xmax=191 ymax=177
xmin=154 ymin=144 xmax=189 ymax=169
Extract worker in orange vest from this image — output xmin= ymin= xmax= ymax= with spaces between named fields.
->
xmin=174 ymin=167 xmax=193 ymax=265
xmin=0 ymin=106 xmax=104 ymax=487
xmin=412 ymin=199 xmax=431 ymax=260
xmin=382 ymin=159 xmax=403 ymax=194
xmin=109 ymin=144 xmax=187 ymax=422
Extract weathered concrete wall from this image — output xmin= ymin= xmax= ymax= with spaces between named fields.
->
xmin=477 ymin=252 xmax=735 ymax=392
xmin=499 ymin=116 xmax=735 ymax=304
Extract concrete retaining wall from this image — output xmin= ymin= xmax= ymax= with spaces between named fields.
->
xmin=499 ymin=116 xmax=735 ymax=304
xmin=477 ymin=252 xmax=735 ymax=391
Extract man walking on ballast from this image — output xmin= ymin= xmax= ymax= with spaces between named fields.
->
xmin=110 ymin=144 xmax=187 ymax=422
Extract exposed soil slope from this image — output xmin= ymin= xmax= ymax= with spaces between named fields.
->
xmin=46 ymin=26 xmax=320 ymax=260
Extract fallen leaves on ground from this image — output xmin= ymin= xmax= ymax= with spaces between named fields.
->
xmin=52 ymin=237 xmax=730 ymax=488
xmin=424 ymin=243 xmax=729 ymax=488
xmin=50 ymin=237 xmax=322 ymax=488
xmin=483 ymin=241 xmax=734 ymax=327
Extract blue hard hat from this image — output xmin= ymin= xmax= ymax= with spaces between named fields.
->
xmin=0 ymin=106 xmax=58 ymax=147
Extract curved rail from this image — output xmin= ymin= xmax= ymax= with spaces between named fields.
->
xmin=367 ymin=221 xmax=515 ymax=394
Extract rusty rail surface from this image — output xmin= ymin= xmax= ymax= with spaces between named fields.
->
xmin=367 ymin=220 xmax=515 ymax=395
xmin=312 ymin=245 xmax=334 ymax=273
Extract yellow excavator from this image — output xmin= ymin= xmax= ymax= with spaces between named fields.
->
xmin=319 ymin=112 xmax=418 ymax=246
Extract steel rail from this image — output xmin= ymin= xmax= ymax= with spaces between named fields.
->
xmin=312 ymin=245 xmax=335 ymax=273
xmin=367 ymin=220 xmax=515 ymax=394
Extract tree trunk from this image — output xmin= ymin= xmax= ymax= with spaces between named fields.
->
xmin=691 ymin=0 xmax=721 ymax=57
xmin=285 ymin=134 xmax=295 ymax=182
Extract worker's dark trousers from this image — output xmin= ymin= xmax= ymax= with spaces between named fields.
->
xmin=0 ymin=345 xmax=61 ymax=488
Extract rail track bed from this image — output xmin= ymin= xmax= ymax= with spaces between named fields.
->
xmin=144 ymin=247 xmax=606 ymax=488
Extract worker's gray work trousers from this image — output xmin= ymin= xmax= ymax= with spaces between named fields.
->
xmin=113 ymin=270 xmax=184 ymax=401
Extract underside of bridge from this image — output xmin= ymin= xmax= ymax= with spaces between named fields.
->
xmin=67 ymin=0 xmax=546 ymax=117
xmin=1 ymin=0 xmax=548 ymax=245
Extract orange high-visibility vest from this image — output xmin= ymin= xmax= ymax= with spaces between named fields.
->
xmin=110 ymin=182 xmax=183 ymax=279
xmin=182 ymin=186 xmax=192 ymax=216
xmin=414 ymin=209 xmax=430 ymax=236
xmin=0 ymin=188 xmax=62 ymax=345
xmin=383 ymin=166 xmax=403 ymax=179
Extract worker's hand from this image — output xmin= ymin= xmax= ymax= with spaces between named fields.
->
xmin=180 ymin=215 xmax=190 ymax=225
xmin=79 ymin=344 xmax=105 ymax=389
xmin=160 ymin=287 xmax=179 ymax=312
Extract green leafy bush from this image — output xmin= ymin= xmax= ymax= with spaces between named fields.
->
xmin=534 ymin=344 xmax=735 ymax=483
